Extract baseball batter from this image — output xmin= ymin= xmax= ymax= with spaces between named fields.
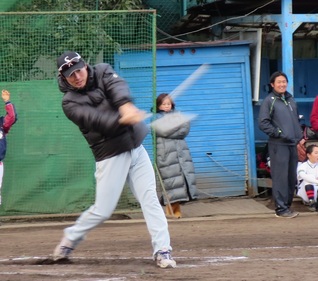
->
xmin=53 ymin=51 xmax=176 ymax=268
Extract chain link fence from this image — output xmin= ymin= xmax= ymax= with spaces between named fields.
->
xmin=0 ymin=10 xmax=156 ymax=216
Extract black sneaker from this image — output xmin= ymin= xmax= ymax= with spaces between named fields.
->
xmin=275 ymin=210 xmax=299 ymax=218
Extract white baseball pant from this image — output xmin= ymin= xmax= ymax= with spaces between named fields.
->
xmin=63 ymin=145 xmax=172 ymax=255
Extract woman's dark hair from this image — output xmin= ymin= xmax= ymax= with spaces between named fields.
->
xmin=156 ymin=93 xmax=175 ymax=112
xmin=269 ymin=71 xmax=288 ymax=84
xmin=306 ymin=144 xmax=318 ymax=155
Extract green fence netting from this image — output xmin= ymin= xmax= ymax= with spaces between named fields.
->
xmin=0 ymin=10 xmax=156 ymax=216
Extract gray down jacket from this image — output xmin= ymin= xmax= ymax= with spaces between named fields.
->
xmin=155 ymin=110 xmax=198 ymax=205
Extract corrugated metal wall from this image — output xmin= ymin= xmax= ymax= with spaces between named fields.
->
xmin=114 ymin=51 xmax=154 ymax=160
xmin=115 ymin=42 xmax=257 ymax=198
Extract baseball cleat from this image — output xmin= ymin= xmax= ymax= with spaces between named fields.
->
xmin=154 ymin=249 xmax=177 ymax=268
xmin=53 ymin=236 xmax=75 ymax=261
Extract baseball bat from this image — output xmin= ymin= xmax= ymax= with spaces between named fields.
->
xmin=154 ymin=163 xmax=175 ymax=219
xmin=169 ymin=64 xmax=210 ymax=101
xmin=145 ymin=64 xmax=209 ymax=123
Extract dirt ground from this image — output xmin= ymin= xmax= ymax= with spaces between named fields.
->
xmin=1 ymin=198 xmax=318 ymax=281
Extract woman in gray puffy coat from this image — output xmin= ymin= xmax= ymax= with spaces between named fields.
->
xmin=155 ymin=93 xmax=198 ymax=218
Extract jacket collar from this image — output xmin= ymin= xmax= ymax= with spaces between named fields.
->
xmin=272 ymin=90 xmax=292 ymax=99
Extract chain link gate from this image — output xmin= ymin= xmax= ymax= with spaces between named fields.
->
xmin=0 ymin=10 xmax=156 ymax=216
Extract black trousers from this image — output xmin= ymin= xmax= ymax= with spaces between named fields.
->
xmin=268 ymin=143 xmax=298 ymax=214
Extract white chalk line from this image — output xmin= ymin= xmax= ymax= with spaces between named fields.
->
xmin=0 ymin=270 xmax=127 ymax=281
xmin=1 ymin=245 xmax=318 ymax=277
xmin=0 ymin=255 xmax=244 ymax=263
xmin=1 ymin=243 xmax=318 ymax=264
xmin=178 ymin=245 xmax=318 ymax=254
xmin=218 ymin=245 xmax=318 ymax=251
xmin=0 ymin=263 xmax=135 ymax=280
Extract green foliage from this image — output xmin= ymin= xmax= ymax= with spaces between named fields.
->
xmin=0 ymin=1 xmax=148 ymax=82
xmin=11 ymin=0 xmax=143 ymax=12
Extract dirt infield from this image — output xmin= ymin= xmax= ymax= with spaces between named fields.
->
xmin=1 ymin=199 xmax=318 ymax=281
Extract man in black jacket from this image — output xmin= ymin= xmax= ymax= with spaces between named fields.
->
xmin=53 ymin=51 xmax=176 ymax=268
xmin=258 ymin=71 xmax=304 ymax=218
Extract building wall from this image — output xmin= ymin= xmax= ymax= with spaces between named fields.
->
xmin=115 ymin=42 xmax=257 ymax=197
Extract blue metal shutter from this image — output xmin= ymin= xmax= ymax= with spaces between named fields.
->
xmin=156 ymin=63 xmax=250 ymax=197
xmin=114 ymin=52 xmax=154 ymax=158
xmin=114 ymin=43 xmax=257 ymax=198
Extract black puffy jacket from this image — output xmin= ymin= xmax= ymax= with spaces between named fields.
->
xmin=58 ymin=63 xmax=148 ymax=161
xmin=258 ymin=91 xmax=303 ymax=145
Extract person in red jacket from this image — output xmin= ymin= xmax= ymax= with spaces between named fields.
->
xmin=310 ymin=96 xmax=318 ymax=132
xmin=0 ymin=89 xmax=18 ymax=205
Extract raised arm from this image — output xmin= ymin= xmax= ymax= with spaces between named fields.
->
xmin=1 ymin=89 xmax=17 ymax=134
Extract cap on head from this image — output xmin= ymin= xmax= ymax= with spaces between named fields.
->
xmin=57 ymin=51 xmax=86 ymax=77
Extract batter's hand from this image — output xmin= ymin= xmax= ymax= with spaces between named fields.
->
xmin=119 ymin=102 xmax=146 ymax=125
xmin=1 ymin=89 xmax=10 ymax=103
